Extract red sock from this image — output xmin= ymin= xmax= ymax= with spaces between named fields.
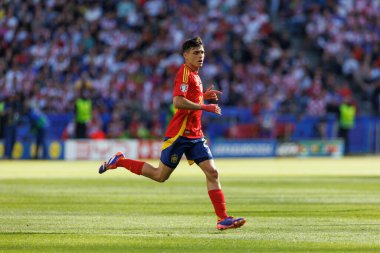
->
xmin=116 ymin=158 xmax=144 ymax=175
xmin=208 ymin=189 xmax=228 ymax=220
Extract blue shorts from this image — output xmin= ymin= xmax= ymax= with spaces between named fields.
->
xmin=160 ymin=136 xmax=213 ymax=169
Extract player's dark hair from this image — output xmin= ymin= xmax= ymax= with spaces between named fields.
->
xmin=182 ymin=36 xmax=203 ymax=53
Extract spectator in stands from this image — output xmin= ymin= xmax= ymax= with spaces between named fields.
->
xmin=0 ymin=96 xmax=5 ymax=140
xmin=3 ymin=93 xmax=23 ymax=159
xmin=306 ymin=91 xmax=327 ymax=117
xmin=88 ymin=108 xmax=106 ymax=140
xmin=258 ymin=97 xmax=277 ymax=139
xmin=312 ymin=118 xmax=327 ymax=139
xmin=26 ymin=104 xmax=49 ymax=159
xmin=372 ymin=80 xmax=380 ymax=115
xmin=106 ymin=111 xmax=125 ymax=139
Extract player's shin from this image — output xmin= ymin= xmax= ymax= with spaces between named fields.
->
xmin=208 ymin=188 xmax=228 ymax=220
xmin=117 ymin=158 xmax=144 ymax=175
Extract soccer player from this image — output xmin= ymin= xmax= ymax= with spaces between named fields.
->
xmin=99 ymin=37 xmax=246 ymax=230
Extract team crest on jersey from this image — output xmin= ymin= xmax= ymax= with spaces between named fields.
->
xmin=170 ymin=154 xmax=178 ymax=164
xmin=180 ymin=83 xmax=188 ymax=92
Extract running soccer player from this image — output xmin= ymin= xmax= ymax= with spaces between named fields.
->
xmin=99 ymin=37 xmax=246 ymax=230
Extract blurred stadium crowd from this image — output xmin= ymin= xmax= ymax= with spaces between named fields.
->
xmin=1 ymin=0 xmax=380 ymax=141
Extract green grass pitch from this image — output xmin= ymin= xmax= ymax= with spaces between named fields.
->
xmin=1 ymin=157 xmax=380 ymax=253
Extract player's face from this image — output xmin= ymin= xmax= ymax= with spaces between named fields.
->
xmin=184 ymin=46 xmax=204 ymax=70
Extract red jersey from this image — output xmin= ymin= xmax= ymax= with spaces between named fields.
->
xmin=165 ymin=64 xmax=204 ymax=138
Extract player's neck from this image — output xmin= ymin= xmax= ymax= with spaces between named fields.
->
xmin=184 ymin=63 xmax=199 ymax=72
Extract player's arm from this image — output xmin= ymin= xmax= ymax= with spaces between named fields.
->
xmin=173 ymin=96 xmax=221 ymax=115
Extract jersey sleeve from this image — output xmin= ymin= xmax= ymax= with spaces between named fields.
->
xmin=173 ymin=66 xmax=190 ymax=97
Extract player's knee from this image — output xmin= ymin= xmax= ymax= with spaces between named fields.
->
xmin=156 ymin=174 xmax=170 ymax=183
xmin=208 ymin=168 xmax=219 ymax=180
xmin=157 ymin=177 xmax=168 ymax=183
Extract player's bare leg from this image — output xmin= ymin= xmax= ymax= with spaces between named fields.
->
xmin=198 ymin=159 xmax=221 ymax=190
xmin=99 ymin=152 xmax=173 ymax=182
xmin=140 ymin=161 xmax=174 ymax=182
xmin=199 ymin=159 xmax=246 ymax=230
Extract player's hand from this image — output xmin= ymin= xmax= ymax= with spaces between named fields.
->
xmin=200 ymin=104 xmax=222 ymax=115
xmin=203 ymin=85 xmax=222 ymax=101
